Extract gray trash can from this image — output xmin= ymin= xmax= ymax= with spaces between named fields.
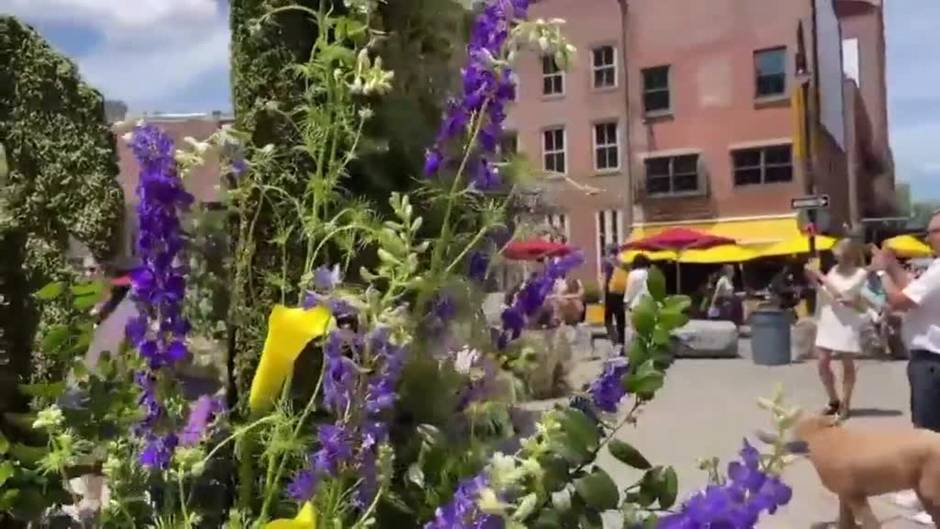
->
xmin=750 ymin=309 xmax=791 ymax=366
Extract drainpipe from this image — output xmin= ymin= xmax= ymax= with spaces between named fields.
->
xmin=617 ymin=0 xmax=633 ymax=231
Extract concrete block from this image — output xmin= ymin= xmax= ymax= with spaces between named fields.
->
xmin=672 ymin=319 xmax=739 ymax=358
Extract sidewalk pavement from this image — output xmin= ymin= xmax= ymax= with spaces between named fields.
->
xmin=564 ymin=338 xmax=928 ymax=529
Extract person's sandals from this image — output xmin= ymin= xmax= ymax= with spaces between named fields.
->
xmin=823 ymin=400 xmax=841 ymax=416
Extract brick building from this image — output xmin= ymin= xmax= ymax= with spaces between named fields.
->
xmin=506 ymin=0 xmax=893 ymax=286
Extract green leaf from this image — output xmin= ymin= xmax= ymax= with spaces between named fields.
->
xmin=0 ymin=461 xmax=13 ymax=487
xmin=532 ymin=509 xmax=562 ymax=529
xmin=538 ymin=454 xmax=570 ymax=493
xmin=70 ymin=281 xmax=104 ymax=297
xmin=0 ymin=432 xmax=8 ymax=455
xmin=40 ymin=325 xmax=69 ymax=352
xmin=659 ymin=308 xmax=689 ymax=331
xmin=0 ymin=489 xmax=19 ymax=510
xmin=664 ymin=295 xmax=692 ymax=313
xmin=628 ymin=339 xmax=649 ymax=366
xmin=72 ymin=293 xmax=100 ymax=311
xmin=651 ymin=327 xmax=671 ymax=347
xmin=34 ymin=282 xmax=64 ymax=300
xmin=658 ymin=467 xmax=679 ymax=508
xmin=9 ymin=444 xmax=47 ymax=465
xmin=647 ymin=267 xmax=667 ymax=302
xmin=559 ymin=408 xmax=600 ymax=453
xmin=17 ymin=382 xmax=65 ymax=400
xmin=574 ymin=469 xmax=619 ymax=510
xmin=631 ymin=297 xmax=656 ymax=336
xmin=608 ymin=439 xmax=652 ymax=470
xmin=624 ymin=361 xmax=664 ymax=396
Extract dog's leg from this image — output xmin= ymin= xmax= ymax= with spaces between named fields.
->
xmin=846 ymin=496 xmax=880 ymax=529
xmin=838 ymin=497 xmax=859 ymax=529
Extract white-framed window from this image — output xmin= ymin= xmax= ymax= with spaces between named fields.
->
xmin=593 ymin=121 xmax=619 ymax=172
xmin=596 ymin=209 xmax=624 ymax=271
xmin=592 ymin=45 xmax=617 ymax=88
xmin=546 ymin=213 xmax=570 ymax=241
xmin=542 ymin=55 xmax=564 ymax=96
xmin=542 ymin=126 xmax=566 ymax=174
xmin=754 ymin=46 xmax=787 ymax=98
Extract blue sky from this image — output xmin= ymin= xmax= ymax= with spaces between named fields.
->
xmin=1 ymin=0 xmax=939 ymax=201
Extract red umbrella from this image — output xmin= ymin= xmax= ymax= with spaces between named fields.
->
xmin=622 ymin=228 xmax=736 ymax=293
xmin=622 ymin=227 xmax=734 ymax=251
xmin=111 ymin=275 xmax=132 ymax=287
xmin=502 ymin=240 xmax=572 ymax=261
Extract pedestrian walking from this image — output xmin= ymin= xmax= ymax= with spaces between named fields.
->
xmin=605 ymin=259 xmax=629 ymax=345
xmin=622 ymin=255 xmax=652 ymax=344
xmin=873 ymin=212 xmax=940 ymax=524
xmin=805 ymin=239 xmax=868 ymax=419
xmin=708 ymin=264 xmax=736 ymax=320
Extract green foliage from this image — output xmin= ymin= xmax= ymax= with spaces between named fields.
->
xmin=0 ymin=16 xmax=124 ymax=390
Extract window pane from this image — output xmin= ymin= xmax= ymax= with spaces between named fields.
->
xmin=764 ymin=165 xmax=793 ymax=182
xmin=499 ymin=134 xmax=517 ymax=156
xmin=756 ymin=74 xmax=786 ymax=96
xmin=755 ymin=48 xmax=786 ymax=96
xmin=755 ymin=48 xmax=786 ymax=76
xmin=647 ymin=176 xmax=671 ymax=195
xmin=543 ymin=129 xmax=555 ymax=150
xmin=732 ymin=149 xmax=761 ymax=168
xmin=555 ymin=152 xmax=565 ymax=173
xmin=543 ymin=76 xmax=553 ymax=95
xmin=642 ymin=66 xmax=669 ymax=90
xmin=645 ymin=157 xmax=670 ymax=176
xmin=553 ymin=129 xmax=564 ymax=149
xmin=596 ymin=149 xmax=606 ymax=170
xmin=673 ymin=173 xmax=698 ymax=192
xmin=552 ymin=75 xmax=563 ymax=94
xmin=673 ymin=155 xmax=698 ymax=174
xmin=734 ymin=168 xmax=763 ymax=186
xmin=605 ymin=146 xmax=619 ymax=168
xmin=595 ymin=67 xmax=615 ymax=88
xmin=644 ymin=91 xmax=670 ymax=112
xmin=593 ymin=46 xmax=614 ymax=67
xmin=542 ymin=55 xmax=559 ymax=74
xmin=764 ymin=145 xmax=792 ymax=164
xmin=545 ymin=153 xmax=556 ymax=172
xmin=595 ymin=122 xmax=616 ymax=144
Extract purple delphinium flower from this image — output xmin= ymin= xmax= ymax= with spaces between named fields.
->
xmin=313 ymin=265 xmax=342 ymax=292
xmin=424 ymin=0 xmax=529 ymax=190
xmin=178 ymin=395 xmax=224 ymax=447
xmin=424 ymin=473 xmax=503 ymax=529
xmin=468 ymin=251 xmax=489 ymax=282
xmin=140 ymin=433 xmax=178 ymax=471
xmin=658 ymin=439 xmax=792 ymax=529
xmin=496 ymin=250 xmax=584 ymax=349
xmin=588 ymin=358 xmax=630 ymax=413
xmin=125 ymin=124 xmax=195 ymax=468
xmin=289 ymin=327 xmax=406 ymax=505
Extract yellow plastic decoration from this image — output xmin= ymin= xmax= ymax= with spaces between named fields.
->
xmin=249 ymin=305 xmax=332 ymax=414
xmin=264 ymin=502 xmax=317 ymax=529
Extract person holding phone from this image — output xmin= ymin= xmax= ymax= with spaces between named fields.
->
xmin=805 ymin=239 xmax=868 ymax=419
xmin=872 ymin=214 xmax=940 ymax=523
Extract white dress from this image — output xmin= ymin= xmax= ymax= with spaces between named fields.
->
xmin=814 ymin=267 xmax=868 ymax=354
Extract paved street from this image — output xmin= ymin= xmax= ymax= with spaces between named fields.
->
xmin=565 ymin=339 xmax=927 ymax=528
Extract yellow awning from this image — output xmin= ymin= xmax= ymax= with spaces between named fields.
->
xmin=756 ymin=235 xmax=837 ymax=258
xmin=884 ymin=234 xmax=932 ymax=258
xmin=628 ymin=216 xmax=804 ymax=247
xmin=679 ymin=244 xmax=759 ymax=264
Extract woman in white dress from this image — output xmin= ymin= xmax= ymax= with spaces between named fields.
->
xmin=805 ymin=239 xmax=868 ymax=419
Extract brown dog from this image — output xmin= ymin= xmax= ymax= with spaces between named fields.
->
xmin=794 ymin=415 xmax=940 ymax=528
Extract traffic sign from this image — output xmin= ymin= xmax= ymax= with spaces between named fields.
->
xmin=791 ymin=195 xmax=830 ymax=209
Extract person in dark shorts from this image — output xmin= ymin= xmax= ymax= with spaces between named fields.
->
xmin=873 ymin=212 xmax=940 ymax=521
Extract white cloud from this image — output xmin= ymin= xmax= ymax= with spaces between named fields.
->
xmin=0 ymin=0 xmax=218 ymax=31
xmin=0 ymin=0 xmax=230 ymax=112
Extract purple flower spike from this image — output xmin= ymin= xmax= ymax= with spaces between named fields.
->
xmin=179 ymin=395 xmax=224 ymax=447
xmin=425 ymin=0 xmax=530 ymax=190
xmin=589 ymin=358 xmax=630 ymax=413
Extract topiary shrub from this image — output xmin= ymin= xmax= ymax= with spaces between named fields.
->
xmin=0 ymin=16 xmax=124 ymax=393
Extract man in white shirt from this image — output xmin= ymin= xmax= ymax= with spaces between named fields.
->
xmin=872 ymin=211 xmax=940 ymax=523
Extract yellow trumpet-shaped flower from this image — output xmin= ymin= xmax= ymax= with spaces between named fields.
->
xmin=264 ymin=502 xmax=317 ymax=529
xmin=249 ymin=305 xmax=332 ymax=414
